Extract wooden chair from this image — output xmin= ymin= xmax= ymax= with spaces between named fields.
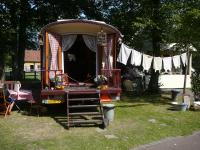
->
xmin=2 ymin=81 xmax=22 ymax=112
xmin=29 ymin=94 xmax=44 ymax=117
xmin=123 ymin=80 xmax=138 ymax=95
xmin=124 ymin=81 xmax=134 ymax=91
xmin=3 ymin=81 xmax=15 ymax=90
xmin=0 ymin=90 xmax=11 ymax=118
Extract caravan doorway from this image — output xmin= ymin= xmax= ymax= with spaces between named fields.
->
xmin=64 ymin=35 xmax=96 ymax=83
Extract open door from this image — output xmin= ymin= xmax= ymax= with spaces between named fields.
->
xmin=64 ymin=35 xmax=96 ymax=83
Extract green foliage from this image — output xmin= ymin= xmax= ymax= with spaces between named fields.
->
xmin=1 ymin=0 xmax=106 ymax=80
xmin=105 ymin=0 xmax=200 ymax=94
xmin=104 ymin=0 xmax=200 ymax=52
xmin=4 ymin=54 xmax=12 ymax=67
xmin=1 ymin=0 xmax=200 ymax=82
xmin=192 ymin=54 xmax=200 ymax=100
xmin=50 ymin=76 xmax=61 ymax=83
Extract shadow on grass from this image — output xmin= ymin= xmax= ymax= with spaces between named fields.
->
xmin=15 ymin=101 xmax=105 ymax=130
xmin=115 ymin=103 xmax=147 ymax=108
xmin=12 ymin=89 xmax=176 ymax=130
xmin=54 ymin=115 xmax=104 ymax=130
xmin=167 ymin=105 xmax=196 ymax=112
xmin=166 ymin=107 xmax=177 ymax=111
xmin=43 ymin=104 xmax=105 ymax=130
xmin=120 ymin=91 xmax=174 ymax=106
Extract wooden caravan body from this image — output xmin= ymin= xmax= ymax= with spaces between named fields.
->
xmin=39 ymin=19 xmax=122 ymax=102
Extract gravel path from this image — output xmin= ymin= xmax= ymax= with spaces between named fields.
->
xmin=161 ymin=88 xmax=194 ymax=101
xmin=130 ymin=131 xmax=200 ymax=150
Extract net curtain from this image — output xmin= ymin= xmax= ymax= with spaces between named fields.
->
xmin=82 ymin=35 xmax=98 ymax=53
xmin=62 ymin=34 xmax=98 ymax=53
xmin=62 ymin=34 xmax=99 ymax=76
xmin=62 ymin=35 xmax=77 ymax=52
xmin=48 ymin=32 xmax=60 ymax=78
xmin=103 ymin=34 xmax=114 ymax=76
xmin=82 ymin=35 xmax=99 ymax=76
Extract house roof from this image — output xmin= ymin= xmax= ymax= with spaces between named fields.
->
xmin=25 ymin=50 xmax=40 ymax=62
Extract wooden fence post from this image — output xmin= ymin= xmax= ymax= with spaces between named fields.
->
xmin=10 ymin=71 xmax=12 ymax=80
xmin=23 ymin=71 xmax=25 ymax=80
xmin=34 ymin=71 xmax=36 ymax=80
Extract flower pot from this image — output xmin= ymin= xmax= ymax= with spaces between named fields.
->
xmin=57 ymin=83 xmax=61 ymax=86
xmin=97 ymin=81 xmax=105 ymax=86
xmin=50 ymin=82 xmax=55 ymax=89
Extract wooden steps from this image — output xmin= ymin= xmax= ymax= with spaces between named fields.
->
xmin=68 ymin=120 xmax=103 ymax=124
xmin=68 ymin=98 xmax=100 ymax=101
xmin=66 ymin=90 xmax=106 ymax=130
xmin=68 ymin=105 xmax=101 ymax=108
xmin=69 ymin=112 xmax=102 ymax=116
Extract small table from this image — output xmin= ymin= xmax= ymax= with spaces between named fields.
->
xmin=8 ymin=89 xmax=34 ymax=112
xmin=9 ymin=89 xmax=34 ymax=101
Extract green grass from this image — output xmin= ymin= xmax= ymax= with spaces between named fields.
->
xmin=186 ymin=84 xmax=193 ymax=90
xmin=23 ymin=72 xmax=41 ymax=81
xmin=0 ymin=92 xmax=200 ymax=150
xmin=6 ymin=72 xmax=41 ymax=82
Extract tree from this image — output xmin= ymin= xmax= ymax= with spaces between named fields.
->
xmin=104 ymin=0 xmax=200 ymax=94
xmin=104 ymin=0 xmax=170 ymax=93
xmin=1 ymin=0 xmax=105 ymax=81
xmin=2 ymin=0 xmax=199 ymax=91
xmin=0 ymin=1 xmax=17 ymax=80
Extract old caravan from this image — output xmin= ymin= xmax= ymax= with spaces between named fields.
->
xmin=38 ymin=19 xmax=122 ymax=129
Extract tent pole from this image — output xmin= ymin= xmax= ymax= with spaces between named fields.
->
xmin=183 ymin=47 xmax=189 ymax=94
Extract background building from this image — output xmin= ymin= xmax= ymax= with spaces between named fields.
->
xmin=24 ymin=50 xmax=41 ymax=72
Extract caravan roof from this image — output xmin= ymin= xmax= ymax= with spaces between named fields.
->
xmin=39 ymin=19 xmax=123 ymax=38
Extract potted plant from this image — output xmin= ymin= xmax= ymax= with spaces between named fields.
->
xmin=94 ymin=75 xmax=107 ymax=85
xmin=50 ymin=76 xmax=61 ymax=89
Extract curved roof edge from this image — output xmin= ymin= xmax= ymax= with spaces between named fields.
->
xmin=39 ymin=19 xmax=123 ymax=38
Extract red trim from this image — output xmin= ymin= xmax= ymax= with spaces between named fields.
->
xmin=41 ymin=90 xmax=65 ymax=95
xmin=41 ymin=88 xmax=121 ymax=96
xmin=69 ymin=82 xmax=87 ymax=85
xmin=100 ymin=88 xmax=122 ymax=94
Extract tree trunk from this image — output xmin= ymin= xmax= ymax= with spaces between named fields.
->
xmin=147 ymin=0 xmax=162 ymax=94
xmin=0 ymin=55 xmax=5 ymax=81
xmin=18 ymin=0 xmax=27 ymax=81
xmin=18 ymin=25 xmax=26 ymax=81
xmin=10 ymin=3 xmax=18 ymax=81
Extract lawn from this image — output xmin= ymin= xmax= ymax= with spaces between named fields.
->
xmin=0 ymin=91 xmax=200 ymax=150
xmin=5 ymin=72 xmax=41 ymax=82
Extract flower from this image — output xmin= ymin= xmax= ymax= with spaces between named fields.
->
xmin=50 ymin=76 xmax=61 ymax=83
xmin=94 ymin=75 xmax=107 ymax=83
